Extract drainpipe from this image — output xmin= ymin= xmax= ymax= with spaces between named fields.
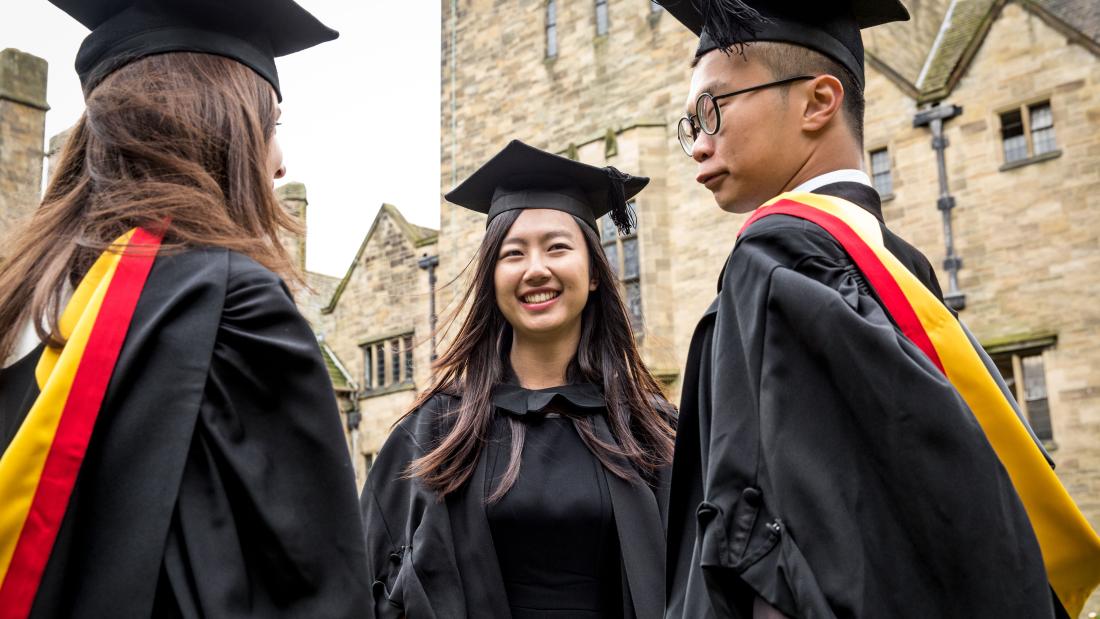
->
xmin=913 ymin=103 xmax=966 ymax=311
xmin=418 ymin=254 xmax=440 ymax=362
xmin=450 ymin=0 xmax=458 ymax=187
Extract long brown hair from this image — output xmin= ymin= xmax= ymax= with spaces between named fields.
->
xmin=407 ymin=209 xmax=675 ymax=501
xmin=0 ymin=52 xmax=300 ymax=361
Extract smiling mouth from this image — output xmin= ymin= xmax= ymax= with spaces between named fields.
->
xmin=521 ymin=291 xmax=561 ymax=304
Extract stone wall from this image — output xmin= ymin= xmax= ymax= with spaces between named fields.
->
xmin=865 ymin=3 xmax=1100 ymax=536
xmin=0 ymin=48 xmax=47 ymax=240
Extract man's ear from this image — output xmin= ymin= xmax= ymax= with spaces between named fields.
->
xmin=800 ymin=74 xmax=844 ymax=133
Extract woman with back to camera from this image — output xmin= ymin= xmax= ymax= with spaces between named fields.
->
xmin=0 ymin=0 xmax=368 ymax=616
xmin=361 ymin=140 xmax=676 ymax=619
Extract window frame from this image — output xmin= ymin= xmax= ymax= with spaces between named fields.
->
xmin=997 ymin=99 xmax=1061 ymax=171
xmin=361 ymin=343 xmax=373 ymax=391
xmin=595 ymin=0 xmax=609 ymax=36
xmin=867 ymin=146 xmax=894 ymax=199
xmin=599 ymin=201 xmax=644 ymax=334
xmin=360 ymin=331 xmax=417 ymax=397
xmin=987 ymin=339 xmax=1057 ymax=448
xmin=546 ymin=0 xmax=558 ymax=59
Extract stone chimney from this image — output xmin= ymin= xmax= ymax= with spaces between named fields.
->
xmin=275 ymin=181 xmax=308 ymax=271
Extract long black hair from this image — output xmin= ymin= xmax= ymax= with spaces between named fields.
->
xmin=405 ymin=209 xmax=675 ymax=501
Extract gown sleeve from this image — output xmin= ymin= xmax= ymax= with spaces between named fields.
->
xmin=155 ymin=253 xmax=370 ymax=618
xmin=693 ymin=216 xmax=1052 ymax=617
xmin=360 ymin=398 xmax=468 ymax=619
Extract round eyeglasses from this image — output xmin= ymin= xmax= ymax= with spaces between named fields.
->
xmin=677 ymin=75 xmax=815 ymax=157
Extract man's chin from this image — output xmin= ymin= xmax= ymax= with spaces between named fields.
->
xmin=712 ymin=189 xmax=760 ymax=215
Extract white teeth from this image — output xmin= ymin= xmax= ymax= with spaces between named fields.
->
xmin=523 ymin=291 xmax=559 ymax=304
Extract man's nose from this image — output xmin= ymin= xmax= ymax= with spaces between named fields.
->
xmin=692 ymin=132 xmax=715 ymax=163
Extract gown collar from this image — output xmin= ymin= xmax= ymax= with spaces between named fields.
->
xmin=491 ymin=382 xmax=606 ymax=419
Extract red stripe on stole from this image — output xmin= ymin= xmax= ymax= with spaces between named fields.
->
xmin=740 ymin=200 xmax=946 ymax=374
xmin=0 ymin=228 xmax=162 ymax=619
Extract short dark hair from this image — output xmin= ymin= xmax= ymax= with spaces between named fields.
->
xmin=750 ymin=41 xmax=864 ymax=145
xmin=692 ymin=42 xmax=864 ymax=145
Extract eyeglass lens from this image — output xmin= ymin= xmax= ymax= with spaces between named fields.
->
xmin=698 ymin=94 xmax=720 ymax=135
xmin=677 ymin=117 xmax=696 ymax=156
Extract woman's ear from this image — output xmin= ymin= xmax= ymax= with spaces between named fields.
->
xmin=589 ymin=277 xmax=599 ymax=291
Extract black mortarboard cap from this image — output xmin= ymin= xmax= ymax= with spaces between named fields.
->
xmin=659 ymin=0 xmax=909 ymax=88
xmin=445 ymin=141 xmax=649 ymax=235
xmin=48 ymin=0 xmax=338 ymax=100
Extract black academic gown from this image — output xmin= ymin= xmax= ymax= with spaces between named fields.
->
xmin=666 ymin=183 xmax=1056 ymax=618
xmin=0 ymin=248 xmax=370 ymax=618
xmin=361 ymin=385 xmax=670 ymax=619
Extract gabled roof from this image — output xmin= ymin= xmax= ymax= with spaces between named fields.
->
xmin=322 ymin=203 xmax=438 ymax=314
xmin=865 ymin=0 xmax=1100 ymax=103
xmin=317 ymin=336 xmax=356 ymax=392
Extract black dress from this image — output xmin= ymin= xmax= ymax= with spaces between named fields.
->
xmin=486 ymin=383 xmax=624 ymax=618
xmin=361 ymin=382 xmax=669 ymax=619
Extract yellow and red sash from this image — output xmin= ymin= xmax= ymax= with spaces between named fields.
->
xmin=739 ymin=192 xmax=1100 ymax=616
xmin=0 ymin=228 xmax=162 ymax=619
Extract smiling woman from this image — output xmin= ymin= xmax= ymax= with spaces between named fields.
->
xmin=359 ymin=140 xmax=675 ymax=619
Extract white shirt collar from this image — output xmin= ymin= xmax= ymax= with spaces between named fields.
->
xmin=790 ymin=169 xmax=872 ymax=194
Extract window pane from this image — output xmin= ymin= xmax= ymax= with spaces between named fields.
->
xmin=1021 ymin=354 xmax=1048 ymax=400
xmin=622 ymin=237 xmax=640 ymax=280
xmin=991 ymin=352 xmax=1018 ymax=401
xmin=603 ymin=242 xmax=619 ymax=277
xmin=1001 ymin=109 xmax=1027 ymax=163
xmin=1032 ymin=127 xmax=1056 ymax=156
xmin=596 ymin=0 xmax=609 ymax=35
xmin=1022 ymin=353 xmax=1052 ymax=441
xmin=1029 ymin=103 xmax=1053 ymax=130
xmin=376 ymin=343 xmax=386 ymax=387
xmin=391 ymin=340 xmax=401 ymax=384
xmin=543 ymin=24 xmax=554 ymax=57
xmin=547 ymin=0 xmax=556 ymax=24
xmin=870 ymin=148 xmax=892 ymax=195
xmin=1029 ymin=103 xmax=1056 ymax=155
xmin=600 ymin=214 xmax=617 ymax=243
xmin=404 ymin=335 xmax=414 ymax=382
xmin=362 ymin=345 xmax=372 ymax=390
xmin=626 ymin=281 xmax=643 ymax=329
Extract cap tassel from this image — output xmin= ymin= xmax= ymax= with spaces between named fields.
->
xmin=701 ymin=0 xmax=766 ymax=56
xmin=604 ymin=166 xmax=637 ymax=236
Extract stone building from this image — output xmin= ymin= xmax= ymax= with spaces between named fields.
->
xmin=0 ymin=48 xmax=47 ymax=239
xmin=319 ymin=203 xmax=440 ymax=483
xmin=437 ymin=1 xmax=1100 ymax=612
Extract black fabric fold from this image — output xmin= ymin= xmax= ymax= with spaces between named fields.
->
xmin=490 ymin=382 xmax=606 ymax=418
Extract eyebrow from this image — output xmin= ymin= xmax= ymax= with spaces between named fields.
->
xmin=685 ymin=81 xmax=727 ymax=114
xmin=501 ymin=228 xmax=576 ymax=247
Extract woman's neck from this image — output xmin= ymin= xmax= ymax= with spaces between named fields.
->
xmin=509 ymin=325 xmax=582 ymax=390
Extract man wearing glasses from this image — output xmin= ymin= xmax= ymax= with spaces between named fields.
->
xmin=659 ymin=1 xmax=1069 ymax=618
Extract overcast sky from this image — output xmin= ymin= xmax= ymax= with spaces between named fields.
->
xmin=1 ymin=1 xmax=442 ymax=277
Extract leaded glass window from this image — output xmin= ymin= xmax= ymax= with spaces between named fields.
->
xmin=1001 ymin=109 xmax=1027 ymax=163
xmin=599 ymin=201 xmax=643 ymax=331
xmin=1030 ymin=103 xmax=1057 ymax=156
xmin=596 ymin=0 xmax=609 ymax=35
xmin=869 ymin=147 xmax=892 ymax=196
xmin=546 ymin=0 xmax=558 ymax=58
